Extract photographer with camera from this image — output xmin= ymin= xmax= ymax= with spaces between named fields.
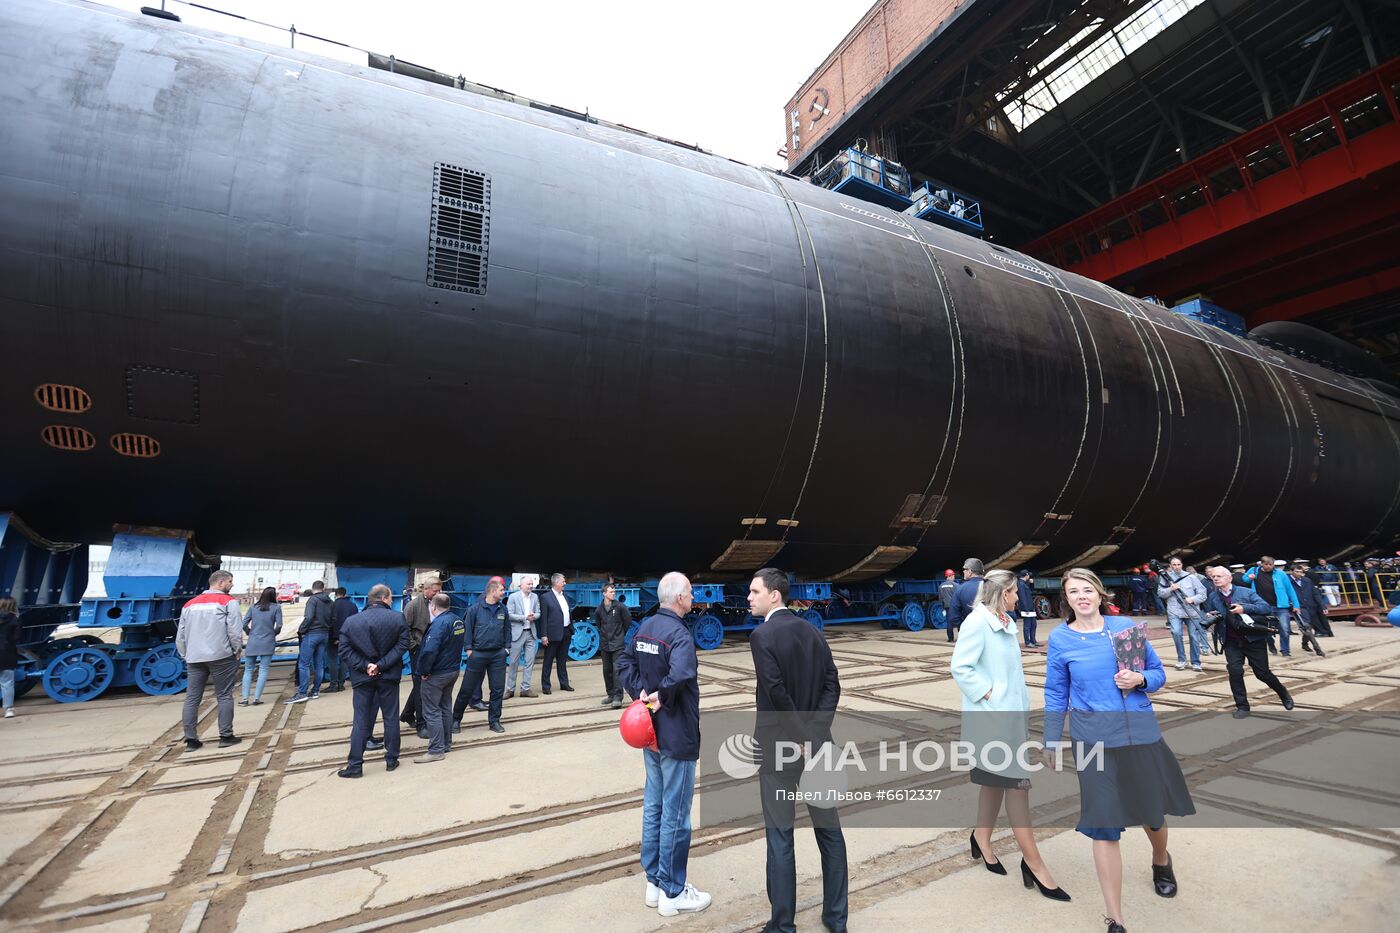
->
xmin=1204 ymin=567 xmax=1294 ymax=719
xmin=1153 ymin=558 xmax=1210 ymax=672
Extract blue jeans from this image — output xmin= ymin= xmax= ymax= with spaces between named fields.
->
xmin=241 ymin=654 xmax=272 ymax=701
xmin=1274 ymin=608 xmax=1292 ymax=654
xmin=293 ymin=632 xmax=327 ymax=698
xmin=1 ymin=668 xmax=14 ymax=708
xmin=325 ymin=645 xmax=345 ymax=688
xmin=640 ymin=749 xmax=696 ymax=898
xmin=1167 ymin=617 xmax=1202 ymax=665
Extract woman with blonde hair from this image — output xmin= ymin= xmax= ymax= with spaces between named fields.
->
xmin=1045 ymin=568 xmax=1194 ymax=933
xmin=951 ymin=569 xmax=1068 ymax=901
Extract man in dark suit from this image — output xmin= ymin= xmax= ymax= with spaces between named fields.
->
xmin=1205 ymin=566 xmax=1293 ymax=719
xmin=337 ymin=584 xmax=409 ymax=777
xmin=747 ymin=567 xmax=847 ymax=933
xmin=538 ymin=572 xmax=574 ymax=693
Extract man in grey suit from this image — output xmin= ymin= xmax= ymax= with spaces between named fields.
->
xmin=506 ymin=576 xmax=541 ymax=698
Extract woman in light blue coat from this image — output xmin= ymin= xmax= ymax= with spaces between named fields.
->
xmin=952 ymin=569 xmax=1068 ymax=901
xmin=240 ymin=587 xmax=282 ymax=705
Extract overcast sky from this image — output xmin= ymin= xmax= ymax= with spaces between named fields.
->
xmin=98 ymin=0 xmax=872 ymax=168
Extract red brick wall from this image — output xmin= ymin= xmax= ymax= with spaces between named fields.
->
xmin=785 ymin=0 xmax=964 ymax=168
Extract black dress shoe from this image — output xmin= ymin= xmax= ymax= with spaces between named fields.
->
xmin=337 ymin=767 xmax=363 ymax=779
xmin=560 ymin=684 xmax=575 ymax=692
xmin=1232 ymin=708 xmax=1251 ymax=719
xmin=1152 ymin=854 xmax=1177 ymax=897
xmin=218 ymin=734 xmax=241 ymax=748
xmin=1022 ymin=859 xmax=1071 ymax=901
xmin=489 ymin=721 xmax=505 ymax=733
xmin=450 ymin=721 xmax=462 ymax=734
xmin=1281 ymin=693 xmax=1295 ymax=711
xmin=969 ymin=831 xmax=1006 ymax=875
xmin=185 ymin=738 xmax=203 ymax=751
xmin=386 ymin=760 xmax=400 ymax=772
xmin=469 ymin=701 xmax=487 ymax=712
xmin=1105 ymin=919 xmax=1126 ymax=933
xmin=542 ymin=687 xmax=552 ymax=695
xmin=366 ymin=736 xmax=385 ymax=750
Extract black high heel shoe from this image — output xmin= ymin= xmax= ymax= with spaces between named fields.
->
xmin=1152 ymin=853 xmax=1178 ymax=897
xmin=1021 ymin=859 xmax=1071 ymax=901
xmin=968 ymin=831 xmax=1007 ymax=875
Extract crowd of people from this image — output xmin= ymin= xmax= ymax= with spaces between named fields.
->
xmin=163 ymin=550 xmax=1396 ymax=931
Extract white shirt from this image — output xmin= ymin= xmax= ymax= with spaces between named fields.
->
xmin=764 ymin=606 xmax=784 ymax=622
xmin=554 ymin=589 xmax=570 ymax=627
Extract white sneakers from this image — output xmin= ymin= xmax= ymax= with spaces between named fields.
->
xmin=3 ymin=708 xmax=14 ymax=718
xmin=645 ymin=881 xmax=660 ymax=907
xmin=657 ymin=883 xmax=711 ymax=917
xmin=1175 ymin=661 xmax=1187 ymax=671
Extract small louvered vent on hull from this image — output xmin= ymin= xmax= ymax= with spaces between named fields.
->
xmin=34 ymin=383 xmax=93 ymax=413
xmin=42 ymin=425 xmax=96 ymax=451
xmin=428 ymin=162 xmax=489 ymax=294
xmin=111 ymin=433 xmax=161 ymax=459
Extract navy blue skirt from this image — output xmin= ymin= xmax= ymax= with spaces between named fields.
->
xmin=1075 ymin=739 xmax=1195 ymax=840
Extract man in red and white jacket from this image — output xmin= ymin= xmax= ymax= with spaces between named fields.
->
xmin=175 ymin=569 xmax=245 ymax=751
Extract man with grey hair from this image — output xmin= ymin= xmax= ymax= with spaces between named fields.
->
xmin=176 ymin=569 xmax=245 ymax=751
xmin=338 ymin=585 xmax=409 ymax=777
xmin=616 ymin=572 xmax=710 ymax=917
xmin=947 ymin=558 xmax=985 ymax=643
xmin=506 ymin=576 xmax=541 ymax=698
xmin=538 ymin=572 xmax=574 ymax=694
xmin=400 ymin=575 xmax=443 ymax=729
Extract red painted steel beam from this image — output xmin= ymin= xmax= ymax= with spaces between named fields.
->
xmin=1256 ymin=265 xmax=1400 ymax=323
xmin=1024 ymin=59 xmax=1400 ymax=275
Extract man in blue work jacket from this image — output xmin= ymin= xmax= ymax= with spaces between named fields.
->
xmin=415 ymin=593 xmax=465 ymax=761
xmin=1243 ymin=555 xmax=1300 ymax=656
xmin=452 ymin=578 xmax=510 ymax=734
xmin=616 ymin=571 xmax=711 ymax=918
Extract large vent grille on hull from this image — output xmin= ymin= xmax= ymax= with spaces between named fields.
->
xmin=428 ymin=162 xmax=489 ymax=294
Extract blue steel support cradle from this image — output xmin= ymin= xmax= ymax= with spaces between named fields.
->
xmin=50 ymin=528 xmax=216 ymax=702
xmin=0 ymin=512 xmax=88 ymax=700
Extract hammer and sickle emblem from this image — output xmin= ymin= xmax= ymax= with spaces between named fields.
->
xmin=807 ymin=87 xmax=831 ymax=129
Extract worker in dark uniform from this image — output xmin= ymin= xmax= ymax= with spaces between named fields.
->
xmin=1017 ymin=568 xmax=1040 ymax=648
xmin=616 ymin=572 xmax=710 ymax=918
xmin=415 ymin=593 xmax=465 ymax=760
xmin=452 ymin=578 xmax=511 ymax=734
xmin=747 ymin=567 xmax=847 ymax=933
xmin=938 ymin=570 xmax=957 ymax=635
xmin=948 ymin=558 xmax=985 ymax=643
xmin=594 ymin=583 xmax=634 ymax=709
xmin=337 ymin=584 xmax=409 ymax=777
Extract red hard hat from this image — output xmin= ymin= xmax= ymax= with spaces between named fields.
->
xmin=944 ymin=569 xmax=955 ymax=577
xmin=619 ymin=699 xmax=658 ymax=751
xmin=489 ymin=575 xmax=505 ymax=584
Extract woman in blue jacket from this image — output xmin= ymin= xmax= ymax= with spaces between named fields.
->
xmin=1044 ymin=568 xmax=1194 ymax=933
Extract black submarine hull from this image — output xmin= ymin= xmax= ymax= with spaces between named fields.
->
xmin=3 ymin=0 xmax=1398 ymax=578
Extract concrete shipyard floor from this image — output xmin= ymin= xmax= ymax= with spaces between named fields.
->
xmin=2 ymin=605 xmax=1399 ymax=932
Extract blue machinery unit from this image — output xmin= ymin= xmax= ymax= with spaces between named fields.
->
xmin=2 ymin=520 xmax=215 ymax=703
xmin=905 ymin=182 xmax=984 ymax=233
xmin=812 ymin=147 xmax=912 ymax=211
